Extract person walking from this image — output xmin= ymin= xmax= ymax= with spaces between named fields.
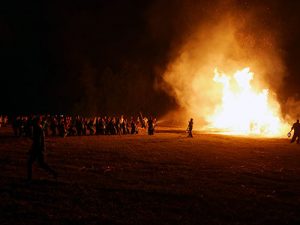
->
xmin=27 ymin=117 xmax=57 ymax=181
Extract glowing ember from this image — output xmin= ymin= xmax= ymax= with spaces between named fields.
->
xmin=208 ymin=68 xmax=284 ymax=136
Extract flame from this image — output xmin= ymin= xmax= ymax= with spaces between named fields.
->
xmin=207 ymin=68 xmax=285 ymax=136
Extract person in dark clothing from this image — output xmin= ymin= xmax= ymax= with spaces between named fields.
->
xmin=12 ymin=116 xmax=20 ymax=137
xmin=82 ymin=118 xmax=87 ymax=136
xmin=50 ymin=117 xmax=58 ymax=136
xmin=290 ymin=119 xmax=300 ymax=144
xmin=106 ymin=118 xmax=115 ymax=135
xmin=27 ymin=117 xmax=57 ymax=181
xmin=75 ymin=116 xmax=83 ymax=136
xmin=25 ymin=116 xmax=34 ymax=137
xmin=87 ymin=118 xmax=95 ymax=135
xmin=96 ymin=117 xmax=101 ymax=135
xmin=131 ymin=119 xmax=138 ymax=134
xmin=147 ymin=117 xmax=154 ymax=135
xmin=41 ymin=117 xmax=49 ymax=136
xmin=100 ymin=118 xmax=106 ymax=135
xmin=58 ymin=120 xmax=67 ymax=137
xmin=116 ymin=117 xmax=121 ymax=135
xmin=19 ymin=117 xmax=25 ymax=137
xmin=187 ymin=118 xmax=193 ymax=137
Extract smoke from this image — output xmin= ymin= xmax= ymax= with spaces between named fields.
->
xmin=155 ymin=0 xmax=288 ymax=128
xmin=283 ymin=97 xmax=300 ymax=122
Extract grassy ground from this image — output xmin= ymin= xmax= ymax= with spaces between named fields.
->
xmin=0 ymin=126 xmax=299 ymax=225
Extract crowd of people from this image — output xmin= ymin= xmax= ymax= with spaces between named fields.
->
xmin=11 ymin=114 xmax=156 ymax=138
xmin=2 ymin=113 xmax=300 ymax=182
xmin=5 ymin=114 xmax=155 ymax=181
xmin=3 ymin=114 xmax=300 ymax=143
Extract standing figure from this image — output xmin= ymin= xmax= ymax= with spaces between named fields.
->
xmin=75 ymin=116 xmax=83 ymax=136
xmin=100 ymin=118 xmax=106 ymax=135
xmin=131 ymin=118 xmax=138 ymax=134
xmin=116 ymin=117 xmax=121 ymax=135
xmin=290 ymin=119 xmax=300 ymax=144
xmin=187 ymin=118 xmax=193 ymax=137
xmin=120 ymin=116 xmax=126 ymax=135
xmin=3 ymin=116 xmax=8 ymax=126
xmin=27 ymin=117 xmax=57 ymax=181
xmin=12 ymin=116 xmax=20 ymax=137
xmin=41 ymin=117 xmax=49 ymax=136
xmin=58 ymin=120 xmax=67 ymax=137
xmin=147 ymin=117 xmax=154 ymax=135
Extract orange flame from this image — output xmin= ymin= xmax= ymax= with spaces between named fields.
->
xmin=207 ymin=68 xmax=286 ymax=136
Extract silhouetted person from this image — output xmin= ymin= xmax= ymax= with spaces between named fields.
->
xmin=131 ymin=119 xmax=138 ymax=134
xmin=99 ymin=118 xmax=106 ymax=135
xmin=87 ymin=118 xmax=95 ymax=135
xmin=187 ymin=118 xmax=193 ymax=137
xmin=75 ymin=116 xmax=83 ymax=136
xmin=290 ymin=119 xmax=300 ymax=144
xmin=3 ymin=115 xmax=8 ymax=126
xmin=50 ymin=117 xmax=58 ymax=136
xmin=12 ymin=117 xmax=19 ymax=137
xmin=27 ymin=117 xmax=57 ymax=181
xmin=147 ymin=117 xmax=154 ymax=135
xmin=58 ymin=120 xmax=67 ymax=137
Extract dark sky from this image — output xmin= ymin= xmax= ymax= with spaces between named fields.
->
xmin=1 ymin=0 xmax=300 ymax=116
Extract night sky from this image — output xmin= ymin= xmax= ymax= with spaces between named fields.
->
xmin=1 ymin=0 xmax=299 ymax=116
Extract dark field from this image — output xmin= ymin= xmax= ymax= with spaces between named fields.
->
xmin=0 ymin=127 xmax=300 ymax=225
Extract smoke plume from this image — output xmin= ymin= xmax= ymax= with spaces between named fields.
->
xmin=156 ymin=0 xmax=288 ymax=128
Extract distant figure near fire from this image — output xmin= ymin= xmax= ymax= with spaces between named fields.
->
xmin=290 ymin=119 xmax=300 ymax=144
xmin=27 ymin=117 xmax=57 ymax=181
xmin=147 ymin=117 xmax=154 ymax=135
xmin=187 ymin=118 xmax=193 ymax=137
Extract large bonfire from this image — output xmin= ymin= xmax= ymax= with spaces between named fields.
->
xmin=207 ymin=68 xmax=285 ymax=136
xmin=160 ymin=5 xmax=290 ymax=137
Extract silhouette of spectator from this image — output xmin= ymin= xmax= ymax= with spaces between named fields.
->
xmin=187 ymin=118 xmax=193 ymax=137
xmin=147 ymin=117 xmax=154 ymax=135
xmin=290 ymin=119 xmax=300 ymax=144
xmin=27 ymin=117 xmax=57 ymax=181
